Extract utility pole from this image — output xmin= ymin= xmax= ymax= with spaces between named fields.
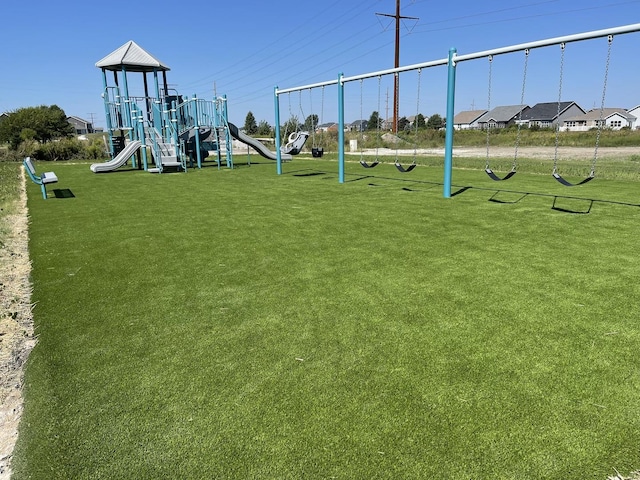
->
xmin=376 ymin=0 xmax=418 ymax=133
xmin=87 ymin=113 xmax=97 ymax=132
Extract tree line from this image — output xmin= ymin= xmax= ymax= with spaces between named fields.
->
xmin=0 ymin=105 xmax=105 ymax=161
xmin=242 ymin=111 xmax=445 ymax=135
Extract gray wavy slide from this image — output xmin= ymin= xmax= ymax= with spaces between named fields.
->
xmin=90 ymin=140 xmax=142 ymax=173
xmin=228 ymin=123 xmax=292 ymax=161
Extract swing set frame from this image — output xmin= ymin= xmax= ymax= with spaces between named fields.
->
xmin=273 ymin=22 xmax=640 ymax=195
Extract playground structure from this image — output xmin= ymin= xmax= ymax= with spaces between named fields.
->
xmin=91 ymin=41 xmax=293 ymax=174
xmin=274 ymin=22 xmax=640 ymax=195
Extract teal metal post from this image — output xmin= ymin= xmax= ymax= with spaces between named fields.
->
xmin=222 ymin=95 xmax=232 ymax=168
xmin=193 ymin=95 xmax=202 ymax=169
xmin=274 ymin=87 xmax=282 ymax=175
xmin=153 ymin=69 xmax=160 ymax=100
xmin=138 ymin=107 xmax=148 ymax=170
xmin=443 ymin=48 xmax=457 ymax=198
xmin=100 ymin=69 xmax=114 ymax=157
xmin=337 ymin=73 xmax=345 ymax=184
xmin=120 ymin=66 xmax=132 ymax=134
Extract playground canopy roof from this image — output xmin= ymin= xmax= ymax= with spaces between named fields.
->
xmin=95 ymin=41 xmax=170 ymax=73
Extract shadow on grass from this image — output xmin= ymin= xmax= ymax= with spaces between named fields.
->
xmin=489 ymin=191 xmax=529 ymax=204
xmin=551 ymin=197 xmax=593 ymax=214
xmin=52 ymin=189 xmax=75 ymax=199
xmin=455 ymin=185 xmax=640 ymax=213
xmin=284 ymin=167 xmax=640 ymax=213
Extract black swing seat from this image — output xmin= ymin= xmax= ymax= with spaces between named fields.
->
xmin=485 ymin=168 xmax=517 ymax=181
xmin=395 ymin=162 xmax=417 ymax=173
xmin=311 ymin=147 xmax=324 ymax=158
xmin=552 ymin=172 xmax=595 ymax=187
xmin=360 ymin=160 xmax=379 ymax=168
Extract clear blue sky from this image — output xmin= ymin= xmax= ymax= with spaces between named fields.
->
xmin=1 ymin=0 xmax=639 ymax=127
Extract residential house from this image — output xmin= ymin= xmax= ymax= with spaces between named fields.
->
xmin=562 ymin=108 xmax=636 ymax=131
xmin=626 ymin=105 xmax=640 ymax=129
xmin=476 ymin=105 xmax=529 ymax=129
xmin=317 ymin=122 xmax=338 ymax=133
xmin=452 ymin=110 xmax=487 ymax=130
xmin=67 ymin=116 xmax=94 ymax=135
xmin=518 ymin=101 xmax=584 ymax=128
xmin=348 ymin=119 xmax=368 ymax=132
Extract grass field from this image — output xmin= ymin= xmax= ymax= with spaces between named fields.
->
xmin=9 ymin=155 xmax=640 ymax=479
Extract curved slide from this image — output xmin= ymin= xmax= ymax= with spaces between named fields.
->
xmin=90 ymin=140 xmax=142 ymax=173
xmin=228 ymin=123 xmax=292 ymax=161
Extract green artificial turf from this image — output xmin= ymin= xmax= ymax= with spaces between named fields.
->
xmin=11 ymin=157 xmax=640 ymax=479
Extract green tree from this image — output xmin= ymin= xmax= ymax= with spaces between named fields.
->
xmin=415 ymin=113 xmax=426 ymax=129
xmin=244 ymin=111 xmax=258 ymax=135
xmin=281 ymin=116 xmax=300 ymax=139
xmin=257 ymin=120 xmax=272 ymax=136
xmin=303 ymin=114 xmax=319 ymax=132
xmin=0 ymin=105 xmax=75 ymax=150
xmin=426 ymin=113 xmax=444 ymax=130
xmin=367 ymin=111 xmax=381 ymax=131
xmin=398 ymin=116 xmax=409 ymax=131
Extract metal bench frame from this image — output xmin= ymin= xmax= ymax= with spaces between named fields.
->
xmin=23 ymin=157 xmax=58 ymax=199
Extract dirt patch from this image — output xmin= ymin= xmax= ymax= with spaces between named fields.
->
xmin=0 ymin=167 xmax=35 ymax=479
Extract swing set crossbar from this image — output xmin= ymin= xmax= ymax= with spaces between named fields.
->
xmin=273 ymin=23 xmax=640 ymax=190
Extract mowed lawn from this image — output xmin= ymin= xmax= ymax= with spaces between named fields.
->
xmin=11 ymin=157 xmax=640 ymax=479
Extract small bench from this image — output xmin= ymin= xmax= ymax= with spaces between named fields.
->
xmin=23 ymin=157 xmax=58 ymax=199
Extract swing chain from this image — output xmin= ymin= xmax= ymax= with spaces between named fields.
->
xmin=513 ymin=49 xmax=529 ymax=168
xmin=359 ymin=78 xmax=364 ymax=161
xmin=376 ymin=75 xmax=382 ymax=159
xmin=592 ymin=35 xmax=613 ymax=175
xmin=485 ymin=55 xmax=493 ymax=170
xmin=413 ymin=68 xmax=422 ymax=161
xmin=320 ymin=86 xmax=325 ymax=148
xmin=552 ymin=43 xmax=566 ymax=174
xmin=299 ymin=90 xmax=305 ymax=131
xmin=309 ymin=88 xmax=315 ymax=146
xmin=283 ymin=93 xmax=294 ymax=143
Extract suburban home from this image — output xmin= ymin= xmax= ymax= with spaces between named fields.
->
xmin=347 ymin=119 xmax=368 ymax=132
xmin=67 ymin=115 xmax=95 ymax=135
xmin=317 ymin=122 xmax=338 ymax=133
xmin=626 ymin=105 xmax=640 ymax=129
xmin=561 ymin=108 xmax=636 ymax=131
xmin=452 ymin=110 xmax=487 ymax=130
xmin=476 ymin=105 xmax=529 ymax=129
xmin=517 ymin=101 xmax=584 ymax=128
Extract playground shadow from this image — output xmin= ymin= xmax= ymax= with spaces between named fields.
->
xmin=488 ymin=191 xmax=529 ymax=204
xmin=454 ymin=185 xmax=640 ymax=213
xmin=551 ymin=196 xmax=593 ymax=214
xmin=53 ymin=189 xmax=75 ymax=199
xmin=286 ymin=167 xmax=640 ymax=213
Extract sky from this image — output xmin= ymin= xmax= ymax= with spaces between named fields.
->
xmin=1 ymin=0 xmax=640 ymax=128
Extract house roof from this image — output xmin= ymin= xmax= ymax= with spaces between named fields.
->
xmin=95 ymin=41 xmax=170 ymax=73
xmin=519 ymin=101 xmax=580 ymax=121
xmin=453 ymin=110 xmax=487 ymax=124
xmin=564 ymin=108 xmax=636 ymax=122
xmin=477 ymin=105 xmax=527 ymax=123
xmin=67 ymin=115 xmax=90 ymax=125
